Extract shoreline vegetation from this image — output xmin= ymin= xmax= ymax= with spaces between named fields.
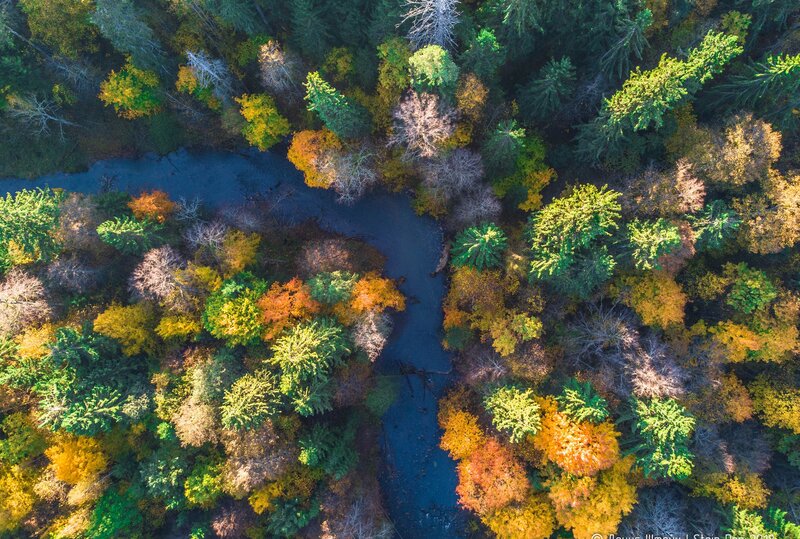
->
xmin=1 ymin=0 xmax=800 ymax=537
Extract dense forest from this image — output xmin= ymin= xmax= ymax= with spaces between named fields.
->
xmin=1 ymin=0 xmax=800 ymax=537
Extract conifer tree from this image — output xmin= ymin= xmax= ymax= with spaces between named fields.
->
xmin=451 ymin=222 xmax=507 ymax=270
xmin=304 ymin=72 xmax=371 ymax=139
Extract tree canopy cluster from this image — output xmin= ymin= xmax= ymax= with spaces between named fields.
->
xmin=0 ymin=189 xmax=403 ymax=537
xmin=1 ymin=0 xmax=800 ymax=536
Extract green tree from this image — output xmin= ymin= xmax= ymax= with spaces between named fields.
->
xmin=96 ymin=216 xmax=161 ymax=254
xmin=481 ymin=120 xmax=526 ymax=176
xmin=527 ymin=184 xmax=621 ymax=284
xmin=289 ymin=0 xmax=331 ymax=63
xmin=518 ymin=57 xmax=575 ymax=123
xmin=484 ymin=385 xmax=541 ymax=443
xmin=304 ymin=71 xmax=371 ymax=139
xmin=460 ymin=29 xmax=504 ymax=82
xmin=556 ymin=378 xmax=609 ymax=424
xmin=712 ymin=53 xmax=800 ymax=132
xmin=630 ymin=397 xmax=695 ymax=480
xmin=99 ymin=60 xmax=163 ymax=119
xmin=18 ymin=0 xmax=98 ymax=58
xmin=408 ymin=45 xmax=459 ymax=96
xmin=266 ymin=497 xmax=320 ymax=538
xmin=220 ymin=370 xmax=281 ymax=430
xmin=236 ymin=93 xmax=290 ymax=151
xmin=203 ymin=0 xmax=260 ymax=35
xmin=91 ymin=0 xmax=164 ymax=70
xmin=725 ymin=263 xmax=777 ymax=314
xmin=626 ymin=218 xmax=681 ymax=271
xmin=451 ymin=222 xmax=508 ymax=270
xmin=268 ymin=317 xmax=351 ymax=416
xmin=599 ymin=9 xmax=652 ymax=80
xmin=86 ymin=486 xmax=145 ymax=539
xmin=184 ymin=458 xmax=223 ymax=508
xmin=307 ymin=271 xmax=359 ymax=305
xmin=298 ymin=422 xmax=358 ymax=479
xmin=140 ymin=449 xmax=187 ymax=510
xmin=203 ymin=272 xmax=268 ymax=347
xmin=0 ymin=188 xmax=63 ymax=271
xmin=688 ymin=200 xmax=740 ymax=251
xmin=579 ymin=31 xmax=742 ymax=161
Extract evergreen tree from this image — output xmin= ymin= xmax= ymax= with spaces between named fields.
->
xmin=688 ymin=200 xmax=740 ymax=251
xmin=626 ymin=218 xmax=682 ymax=271
xmin=0 ymin=188 xmax=63 ymax=271
xmin=268 ymin=317 xmax=351 ymax=416
xmin=630 ymin=397 xmax=695 ymax=480
xmin=556 ymin=378 xmax=609 ymax=424
xmin=220 ymin=370 xmax=281 ymax=430
xmin=484 ymin=385 xmax=541 ymax=443
xmin=289 ymin=0 xmax=330 ymax=63
xmin=298 ymin=422 xmax=358 ymax=479
xmin=527 ymin=184 xmax=621 ymax=281
xmin=451 ymin=222 xmax=507 ymax=270
xmin=518 ymin=57 xmax=575 ymax=123
xmin=599 ymin=8 xmax=652 ymax=80
xmin=96 ymin=216 xmax=161 ymax=255
xmin=91 ymin=0 xmax=165 ymax=70
xmin=408 ymin=44 xmax=459 ymax=96
xmin=304 ymin=71 xmax=371 ymax=139
xmin=482 ymin=120 xmax=526 ymax=176
xmin=203 ymin=0 xmax=260 ymax=35
xmin=460 ymin=29 xmax=505 ymax=82
xmin=712 ymin=53 xmax=800 ymax=132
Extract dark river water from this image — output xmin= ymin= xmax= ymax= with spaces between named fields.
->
xmin=2 ymin=148 xmax=464 ymax=538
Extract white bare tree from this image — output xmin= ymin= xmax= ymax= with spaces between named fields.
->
xmin=451 ymin=184 xmax=502 ymax=228
xmin=401 ymin=0 xmax=460 ymax=50
xmin=258 ymin=40 xmax=303 ymax=98
xmin=187 ymin=50 xmax=234 ymax=102
xmin=47 ymin=257 xmax=98 ymax=294
xmin=129 ymin=246 xmax=186 ymax=302
xmin=353 ymin=311 xmax=393 ymax=361
xmin=320 ymin=145 xmax=380 ymax=205
xmin=5 ymin=94 xmax=77 ymax=141
xmin=184 ymin=220 xmax=229 ymax=251
xmin=0 ymin=269 xmax=52 ymax=337
xmin=46 ymin=57 xmax=101 ymax=97
xmin=421 ymin=148 xmax=484 ymax=198
xmin=389 ymin=91 xmax=455 ymax=159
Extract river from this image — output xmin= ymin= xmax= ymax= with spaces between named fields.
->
xmin=1 ymin=147 xmax=465 ymax=538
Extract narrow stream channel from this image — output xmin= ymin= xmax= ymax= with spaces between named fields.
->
xmin=2 ymin=147 xmax=465 ymax=538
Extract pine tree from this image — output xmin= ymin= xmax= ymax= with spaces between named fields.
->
xmin=451 ymin=222 xmax=507 ymax=270
xmin=688 ymin=200 xmax=740 ymax=251
xmin=220 ymin=370 xmax=281 ymax=430
xmin=518 ymin=57 xmax=576 ymax=123
xmin=459 ymin=29 xmax=504 ymax=82
xmin=91 ymin=0 xmax=165 ymax=70
xmin=630 ymin=397 xmax=695 ymax=480
xmin=557 ymin=378 xmax=609 ymax=424
xmin=0 ymin=188 xmax=63 ymax=271
xmin=289 ymin=0 xmax=331 ymax=63
xmin=304 ymin=72 xmax=372 ymax=139
xmin=298 ymin=422 xmax=358 ymax=479
xmin=599 ymin=9 xmax=652 ymax=80
xmin=484 ymin=385 xmax=541 ymax=443
xmin=96 ymin=216 xmax=161 ymax=255
xmin=625 ymin=218 xmax=682 ymax=271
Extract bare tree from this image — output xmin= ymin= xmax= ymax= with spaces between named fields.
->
xmin=627 ymin=334 xmax=687 ymax=399
xmin=173 ymin=398 xmax=218 ymax=447
xmin=129 ymin=246 xmax=186 ymax=302
xmin=320 ymin=145 xmax=380 ymax=205
xmin=401 ymin=0 xmax=460 ymax=50
xmin=56 ymin=193 xmax=102 ymax=252
xmin=258 ymin=40 xmax=303 ymax=99
xmin=185 ymin=220 xmax=229 ymax=251
xmin=353 ymin=311 xmax=393 ymax=361
xmin=175 ymin=197 xmax=202 ymax=222
xmin=46 ymin=57 xmax=101 ymax=97
xmin=619 ymin=487 xmax=688 ymax=537
xmin=450 ymin=184 xmax=502 ymax=229
xmin=321 ymin=495 xmax=394 ymax=539
xmin=389 ymin=91 xmax=455 ymax=159
xmin=211 ymin=501 xmax=255 ymax=538
xmin=0 ymin=269 xmax=52 ymax=337
xmin=5 ymin=94 xmax=77 ymax=141
xmin=187 ymin=50 xmax=234 ymax=102
xmin=47 ymin=257 xmax=98 ymax=294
